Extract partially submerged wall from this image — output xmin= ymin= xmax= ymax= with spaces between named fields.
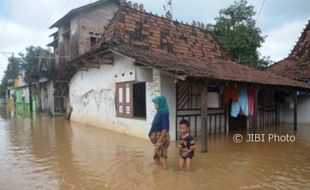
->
xmin=69 ymin=54 xmax=176 ymax=140
xmin=280 ymin=96 xmax=310 ymax=125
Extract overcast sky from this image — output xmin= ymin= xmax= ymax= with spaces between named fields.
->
xmin=0 ymin=0 xmax=309 ymax=80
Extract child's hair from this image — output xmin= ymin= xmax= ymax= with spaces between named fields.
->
xmin=179 ymin=119 xmax=190 ymax=127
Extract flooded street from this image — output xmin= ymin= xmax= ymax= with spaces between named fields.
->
xmin=0 ymin=108 xmax=310 ymax=190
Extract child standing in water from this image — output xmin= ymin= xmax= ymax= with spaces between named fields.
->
xmin=179 ymin=119 xmax=196 ymax=171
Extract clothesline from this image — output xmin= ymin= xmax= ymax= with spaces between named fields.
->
xmin=223 ymin=87 xmax=255 ymax=118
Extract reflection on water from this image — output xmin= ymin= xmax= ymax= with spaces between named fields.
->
xmin=0 ymin=106 xmax=310 ymax=190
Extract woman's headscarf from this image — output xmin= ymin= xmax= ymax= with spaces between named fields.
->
xmin=152 ymin=96 xmax=169 ymax=113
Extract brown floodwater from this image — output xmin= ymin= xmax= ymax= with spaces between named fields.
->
xmin=0 ymin=107 xmax=310 ymax=190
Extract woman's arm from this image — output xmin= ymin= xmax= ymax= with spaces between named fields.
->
xmin=158 ymin=113 xmax=169 ymax=144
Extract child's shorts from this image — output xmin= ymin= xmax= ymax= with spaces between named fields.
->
xmin=179 ymin=149 xmax=194 ymax=159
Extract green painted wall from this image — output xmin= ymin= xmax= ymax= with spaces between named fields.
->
xmin=15 ymin=88 xmax=30 ymax=115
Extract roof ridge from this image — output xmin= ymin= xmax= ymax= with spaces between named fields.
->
xmin=287 ymin=19 xmax=310 ymax=58
xmin=99 ymin=5 xmax=232 ymax=60
xmin=268 ymin=20 xmax=310 ymax=69
xmin=120 ymin=4 xmax=211 ymax=35
xmin=50 ymin=0 xmax=119 ymax=28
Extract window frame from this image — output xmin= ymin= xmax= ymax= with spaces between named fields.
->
xmin=90 ymin=36 xmax=97 ymax=50
xmin=115 ymin=81 xmax=146 ymax=120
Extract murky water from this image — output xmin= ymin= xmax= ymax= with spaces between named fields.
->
xmin=0 ymin=107 xmax=310 ymax=190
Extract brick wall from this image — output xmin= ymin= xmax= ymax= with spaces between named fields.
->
xmin=55 ymin=1 xmax=119 ymax=64
xmin=78 ymin=2 xmax=118 ymax=54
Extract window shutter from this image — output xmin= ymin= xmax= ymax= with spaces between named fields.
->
xmin=116 ymin=82 xmax=133 ymax=118
xmin=116 ymin=83 xmax=125 ymax=117
xmin=124 ymin=83 xmax=133 ymax=117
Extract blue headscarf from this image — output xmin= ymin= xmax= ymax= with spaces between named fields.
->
xmin=152 ymin=96 xmax=169 ymax=113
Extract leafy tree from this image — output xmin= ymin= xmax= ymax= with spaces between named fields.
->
xmin=0 ymin=46 xmax=52 ymax=97
xmin=20 ymin=46 xmax=52 ymax=84
xmin=208 ymin=0 xmax=270 ymax=68
xmin=0 ymin=56 xmax=20 ymax=96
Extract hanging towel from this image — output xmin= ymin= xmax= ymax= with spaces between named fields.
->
xmin=231 ymin=101 xmax=240 ymax=118
xmin=230 ymin=87 xmax=249 ymax=117
xmin=223 ymin=87 xmax=239 ymax=104
xmin=223 ymin=89 xmax=231 ymax=104
xmin=239 ymin=87 xmax=248 ymax=116
xmin=231 ymin=87 xmax=239 ymax=102
xmin=248 ymin=89 xmax=254 ymax=116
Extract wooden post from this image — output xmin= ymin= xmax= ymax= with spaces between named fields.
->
xmin=175 ymin=82 xmax=179 ymax=141
xmin=224 ymin=104 xmax=227 ymax=132
xmin=262 ymin=90 xmax=266 ymax=128
xmin=200 ymin=84 xmax=209 ymax=152
xmin=225 ymin=102 xmax=229 ymax=132
xmin=275 ymin=98 xmax=280 ymax=127
xmin=253 ymin=89 xmax=258 ymax=133
xmin=294 ymin=90 xmax=298 ymax=131
xmin=29 ymin=84 xmax=33 ymax=113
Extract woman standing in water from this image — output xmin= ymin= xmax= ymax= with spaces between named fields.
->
xmin=149 ymin=96 xmax=170 ymax=169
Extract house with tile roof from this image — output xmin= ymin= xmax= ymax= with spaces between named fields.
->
xmin=31 ymin=0 xmax=125 ymax=115
xmin=268 ymin=20 xmax=310 ymax=125
xmin=68 ymin=4 xmax=310 ymax=151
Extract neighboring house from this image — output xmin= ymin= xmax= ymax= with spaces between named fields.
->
xmin=48 ymin=0 xmax=122 ymax=64
xmin=31 ymin=57 xmax=58 ymax=114
xmin=5 ymin=78 xmax=17 ymax=115
xmin=14 ymin=70 xmax=34 ymax=115
xmin=268 ymin=20 xmax=310 ymax=125
xmin=68 ymin=5 xmax=310 ymax=145
xmin=37 ymin=0 xmax=126 ymax=115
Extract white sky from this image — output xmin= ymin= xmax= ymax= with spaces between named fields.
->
xmin=0 ymin=0 xmax=309 ymax=80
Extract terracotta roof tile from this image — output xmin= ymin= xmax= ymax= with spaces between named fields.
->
xmin=106 ymin=44 xmax=309 ymax=89
xmin=100 ymin=7 xmax=228 ymax=61
xmin=268 ymin=20 xmax=310 ymax=81
xmin=72 ymin=6 xmax=310 ymax=89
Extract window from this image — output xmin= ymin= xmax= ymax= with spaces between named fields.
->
xmin=133 ymin=83 xmax=146 ymax=118
xmin=90 ymin=37 xmax=97 ymax=50
xmin=116 ymin=82 xmax=146 ymax=119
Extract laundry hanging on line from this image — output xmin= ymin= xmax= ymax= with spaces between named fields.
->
xmin=231 ymin=87 xmax=248 ymax=118
xmin=223 ymin=87 xmax=238 ymax=104
xmin=248 ymin=89 xmax=254 ymax=116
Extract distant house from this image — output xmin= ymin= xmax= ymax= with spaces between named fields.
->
xmin=268 ymin=20 xmax=310 ymax=125
xmin=68 ymin=5 xmax=310 ymax=147
xmin=14 ymin=70 xmax=34 ymax=115
xmin=15 ymin=72 xmax=29 ymax=112
xmin=33 ymin=0 xmax=124 ymax=115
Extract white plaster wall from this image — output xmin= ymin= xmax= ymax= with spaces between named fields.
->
xmin=39 ymin=81 xmax=51 ymax=112
xmin=160 ymin=73 xmax=177 ymax=141
xmin=69 ymin=55 xmax=164 ymax=140
xmin=24 ymin=87 xmax=29 ymax=103
xmin=280 ymin=96 xmax=310 ymax=125
xmin=136 ymin=67 xmax=153 ymax=82
xmin=40 ymin=87 xmax=44 ymax=110
xmin=18 ymin=71 xmax=28 ymax=87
